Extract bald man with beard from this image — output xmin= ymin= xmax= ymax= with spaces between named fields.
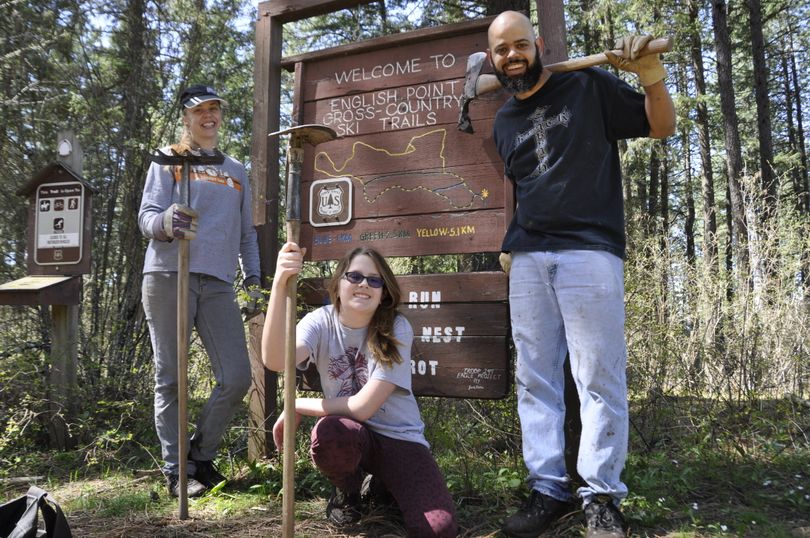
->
xmin=487 ymin=11 xmax=675 ymax=538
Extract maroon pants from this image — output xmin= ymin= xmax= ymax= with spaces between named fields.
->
xmin=310 ymin=415 xmax=458 ymax=537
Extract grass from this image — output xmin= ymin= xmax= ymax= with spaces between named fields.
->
xmin=1 ymin=397 xmax=808 ymax=537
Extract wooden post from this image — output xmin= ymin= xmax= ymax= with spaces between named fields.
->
xmin=247 ymin=0 xmax=376 ymax=462
xmin=48 ymin=303 xmax=78 ymax=449
xmin=247 ymin=2 xmax=283 ymax=461
xmin=48 ymin=130 xmax=82 ymax=450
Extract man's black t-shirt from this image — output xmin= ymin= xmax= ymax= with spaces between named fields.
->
xmin=493 ymin=67 xmax=649 ymax=259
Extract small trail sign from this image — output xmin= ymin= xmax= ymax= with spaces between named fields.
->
xmin=35 ymin=182 xmax=84 ymax=265
xmin=16 ymin=161 xmax=95 ymax=276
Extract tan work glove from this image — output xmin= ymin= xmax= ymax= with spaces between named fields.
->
xmin=605 ymin=35 xmax=667 ymax=87
xmin=161 ymin=203 xmax=198 ymax=240
xmin=499 ymin=252 xmax=512 ymax=275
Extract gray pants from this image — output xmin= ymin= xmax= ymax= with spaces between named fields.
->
xmin=142 ymin=272 xmax=251 ymax=474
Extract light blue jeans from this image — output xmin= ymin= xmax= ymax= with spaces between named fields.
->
xmin=509 ymin=250 xmax=629 ymax=505
xmin=142 ymin=272 xmax=251 ymax=475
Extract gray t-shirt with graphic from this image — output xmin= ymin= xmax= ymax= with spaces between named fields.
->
xmin=297 ymin=305 xmax=428 ymax=448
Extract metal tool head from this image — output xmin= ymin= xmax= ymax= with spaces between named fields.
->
xmin=458 ymin=52 xmax=490 ymax=134
xmin=268 ymin=124 xmax=338 ymax=147
xmin=464 ymin=52 xmax=488 ymax=98
xmin=149 ymin=148 xmax=226 ymax=166
xmin=270 ymin=124 xmax=337 ymax=224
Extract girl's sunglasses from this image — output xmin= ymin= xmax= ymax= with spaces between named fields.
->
xmin=343 ymin=271 xmax=385 ymax=289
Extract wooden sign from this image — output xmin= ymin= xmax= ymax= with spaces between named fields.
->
xmin=0 ymin=275 xmax=81 ymax=306
xmin=16 ymin=162 xmax=96 ymax=276
xmin=299 ymin=272 xmax=509 ymax=399
xmin=282 ymin=19 xmax=512 ymax=400
xmin=286 ymin=20 xmax=506 ymax=261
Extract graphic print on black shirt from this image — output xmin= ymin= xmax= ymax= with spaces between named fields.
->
xmin=328 ymin=346 xmax=368 ymax=396
xmin=515 ymin=105 xmax=572 ymax=180
xmin=492 ymin=68 xmax=650 ymax=258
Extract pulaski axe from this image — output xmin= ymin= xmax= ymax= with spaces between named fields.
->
xmin=267 ymin=124 xmax=337 ymax=538
xmin=458 ymin=37 xmax=673 ymax=133
xmin=149 ymin=147 xmax=225 ymax=519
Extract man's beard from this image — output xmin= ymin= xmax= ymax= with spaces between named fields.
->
xmin=495 ymin=49 xmax=543 ymax=94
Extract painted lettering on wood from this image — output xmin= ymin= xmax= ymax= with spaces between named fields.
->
xmin=298 ymin=273 xmax=510 ymax=399
xmin=300 ymin=209 xmax=505 ymax=260
xmin=290 ymin=27 xmax=507 ymax=260
xmin=411 ymin=337 xmax=509 ymax=398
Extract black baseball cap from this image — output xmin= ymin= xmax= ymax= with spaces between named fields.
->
xmin=179 ymin=85 xmax=227 ymax=109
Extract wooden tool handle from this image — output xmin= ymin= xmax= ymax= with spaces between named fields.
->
xmin=546 ymin=37 xmax=673 ymax=73
xmin=176 ymin=160 xmax=192 ymax=520
xmin=281 ymin=219 xmax=299 ymax=538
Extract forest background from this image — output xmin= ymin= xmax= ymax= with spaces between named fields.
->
xmin=1 ymin=0 xmax=809 ymax=536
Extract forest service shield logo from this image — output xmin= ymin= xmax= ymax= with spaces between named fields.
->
xmin=318 ymin=186 xmax=343 ymax=216
xmin=310 ymin=177 xmax=352 ymax=227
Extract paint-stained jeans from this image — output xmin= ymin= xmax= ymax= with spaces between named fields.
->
xmin=142 ymin=272 xmax=251 ymax=475
xmin=311 ymin=415 xmax=458 ymax=538
xmin=509 ymin=250 xmax=629 ymax=505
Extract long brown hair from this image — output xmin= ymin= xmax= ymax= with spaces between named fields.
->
xmin=326 ymin=247 xmax=403 ymax=367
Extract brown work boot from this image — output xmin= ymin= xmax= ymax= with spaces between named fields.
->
xmin=584 ymin=495 xmax=627 ymax=538
xmin=502 ymin=490 xmax=571 ymax=537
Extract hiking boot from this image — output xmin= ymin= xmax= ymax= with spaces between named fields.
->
xmin=193 ymin=459 xmax=227 ymax=488
xmin=501 ymin=490 xmax=570 ymax=537
xmin=166 ymin=474 xmax=207 ymax=498
xmin=584 ymin=496 xmax=627 ymax=538
xmin=326 ymin=486 xmax=362 ymax=526
xmin=360 ymin=474 xmax=397 ymax=510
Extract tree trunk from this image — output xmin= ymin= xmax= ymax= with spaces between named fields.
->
xmin=647 ymin=144 xmax=661 ymax=240
xmin=789 ymin=49 xmax=809 ymax=216
xmin=689 ymin=0 xmax=718 ymax=270
xmin=580 ymin=0 xmax=598 ymax=55
xmin=684 ymin=148 xmax=696 ymax=267
xmin=676 ymin=62 xmax=696 ymax=266
xmin=711 ymin=0 xmax=749 ymax=283
xmin=660 ymin=139 xmax=670 ymax=253
xmin=746 ymin=0 xmax=777 ymax=224
xmin=781 ymin=54 xmax=801 ymax=214
xmin=788 ymin=47 xmax=810 ymax=298
xmin=725 ymin=183 xmax=734 ymax=301
xmin=96 ymin=0 xmax=158 ymax=396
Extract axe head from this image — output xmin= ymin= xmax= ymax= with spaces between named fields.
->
xmin=268 ymin=124 xmax=338 ymax=147
xmin=463 ymin=52 xmax=488 ymax=99
xmin=458 ymin=52 xmax=494 ymax=134
xmin=458 ymin=52 xmax=501 ymax=133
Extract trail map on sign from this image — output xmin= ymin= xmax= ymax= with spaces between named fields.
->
xmin=314 ymin=129 xmax=490 ymax=210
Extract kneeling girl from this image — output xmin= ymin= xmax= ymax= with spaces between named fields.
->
xmin=261 ymin=243 xmax=458 ymax=538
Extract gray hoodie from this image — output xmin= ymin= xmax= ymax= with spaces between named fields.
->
xmin=138 ymin=149 xmax=260 ymax=284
